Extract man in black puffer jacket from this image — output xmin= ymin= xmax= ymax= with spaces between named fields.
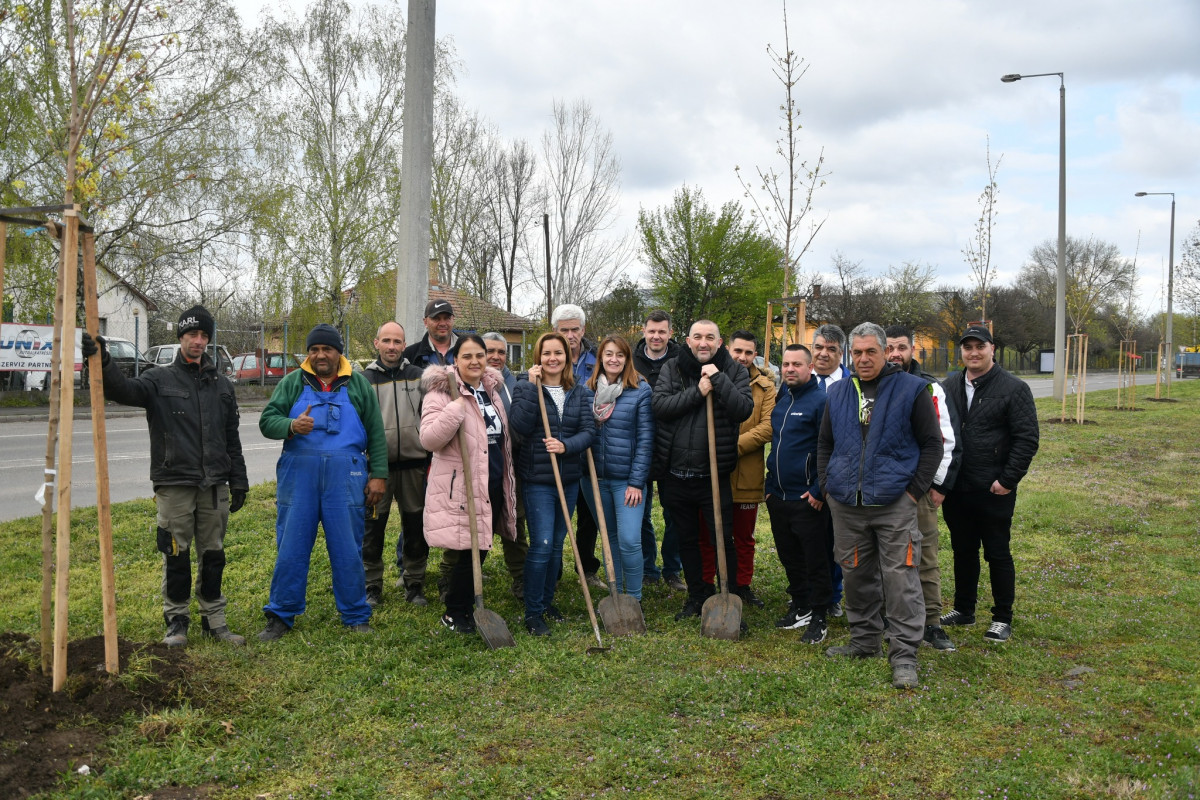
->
xmin=83 ymin=305 xmax=249 ymax=649
xmin=939 ymin=325 xmax=1040 ymax=644
xmin=652 ymin=319 xmax=753 ymax=622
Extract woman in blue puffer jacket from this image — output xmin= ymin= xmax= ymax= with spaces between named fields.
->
xmin=582 ymin=335 xmax=654 ymax=601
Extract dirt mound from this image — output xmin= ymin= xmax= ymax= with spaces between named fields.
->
xmin=0 ymin=632 xmax=194 ymax=798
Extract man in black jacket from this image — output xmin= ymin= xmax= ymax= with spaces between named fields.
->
xmin=362 ymin=321 xmax=428 ymax=607
xmin=83 ymin=305 xmax=249 ymax=648
xmin=402 ymin=299 xmax=457 ymax=368
xmin=632 ymin=309 xmax=685 ymax=590
xmin=651 ymin=319 xmax=753 ymax=622
xmin=939 ymin=326 xmax=1040 ymax=643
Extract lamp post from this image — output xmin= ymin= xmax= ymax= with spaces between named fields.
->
xmin=1002 ymin=71 xmax=1067 ymax=401
xmin=1135 ymin=191 xmax=1176 ymax=397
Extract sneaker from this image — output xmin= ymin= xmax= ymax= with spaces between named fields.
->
xmin=940 ymin=609 xmax=976 ymax=626
xmin=825 ymin=644 xmax=883 ymax=659
xmin=801 ymin=617 xmax=828 ymax=645
xmin=829 ymin=600 xmax=844 ymax=618
xmin=441 ymin=613 xmax=476 ymax=634
xmin=201 ymin=620 xmax=245 ymax=646
xmin=162 ymin=616 xmax=189 ymax=648
xmin=347 ymin=623 xmax=373 ymax=634
xmin=775 ymin=605 xmax=813 ymax=630
xmin=366 ymin=586 xmax=383 ymax=608
xmin=585 ymin=572 xmax=606 ymax=590
xmin=984 ymin=621 xmax=1012 ymax=642
xmin=257 ymin=616 xmax=290 ymax=642
xmin=674 ymin=597 xmax=705 ymax=621
xmin=405 ymin=585 xmax=429 ymax=607
xmin=923 ymin=625 xmax=957 ymax=651
xmin=665 ymin=574 xmax=687 ymax=592
xmin=525 ymin=616 xmax=551 ymax=636
xmin=892 ymin=663 xmax=919 ymax=690
xmin=736 ymin=586 xmax=765 ymax=608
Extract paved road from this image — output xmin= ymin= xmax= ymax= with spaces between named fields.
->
xmin=1021 ymin=370 xmax=1167 ymax=399
xmin=0 ymin=411 xmax=280 ymax=523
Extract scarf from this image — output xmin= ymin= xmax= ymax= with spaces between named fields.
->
xmin=592 ymin=374 xmax=624 ymax=423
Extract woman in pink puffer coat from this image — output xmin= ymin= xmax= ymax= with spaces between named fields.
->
xmin=420 ymin=335 xmax=517 ymax=633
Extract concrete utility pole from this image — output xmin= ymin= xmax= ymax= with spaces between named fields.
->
xmin=395 ymin=0 xmax=436 ymax=333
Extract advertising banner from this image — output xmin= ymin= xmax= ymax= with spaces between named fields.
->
xmin=0 ymin=323 xmax=79 ymax=372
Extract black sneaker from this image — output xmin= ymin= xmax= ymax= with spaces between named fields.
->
xmin=923 ymin=625 xmax=957 ymax=651
xmin=983 ymin=621 xmax=1012 ymax=642
xmin=802 ymin=617 xmax=828 ymax=645
xmin=366 ymin=586 xmax=382 ymax=608
xmin=545 ymin=605 xmax=566 ymax=622
xmin=940 ymin=609 xmax=976 ymax=626
xmin=525 ymin=616 xmax=551 ymax=636
xmin=736 ymin=586 xmax=766 ymax=608
xmin=257 ymin=616 xmax=290 ymax=642
xmin=162 ymin=616 xmax=189 ymax=648
xmin=775 ymin=605 xmax=813 ymax=630
xmin=674 ymin=597 xmax=705 ymax=620
xmin=441 ymin=613 xmax=475 ymax=634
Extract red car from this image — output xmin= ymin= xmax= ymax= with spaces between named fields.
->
xmin=232 ymin=352 xmax=300 ymax=385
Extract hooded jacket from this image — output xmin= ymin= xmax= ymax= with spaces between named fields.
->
xmin=651 ymin=344 xmax=753 ymax=478
xmin=100 ymin=349 xmax=248 ymax=491
xmin=730 ymin=364 xmax=777 ymax=503
xmin=363 ymin=357 xmax=426 ymax=469
xmin=418 ymin=365 xmax=517 ymax=550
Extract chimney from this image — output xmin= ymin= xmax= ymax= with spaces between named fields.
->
xmin=428 ymin=258 xmax=440 ymax=288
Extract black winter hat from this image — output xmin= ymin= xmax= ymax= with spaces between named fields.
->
xmin=176 ymin=305 xmax=215 ymax=340
xmin=306 ymin=323 xmax=344 ymax=353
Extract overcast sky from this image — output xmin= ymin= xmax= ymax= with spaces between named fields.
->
xmin=242 ymin=0 xmax=1200 ymax=318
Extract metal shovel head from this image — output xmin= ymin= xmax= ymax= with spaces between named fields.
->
xmin=473 ymin=606 xmax=515 ymax=650
xmin=597 ymin=593 xmax=647 ymax=637
xmin=700 ymin=592 xmax=744 ymax=641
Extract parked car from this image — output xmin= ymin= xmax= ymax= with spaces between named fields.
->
xmin=232 ymin=351 xmax=300 ymax=385
xmin=145 ymin=342 xmax=235 ymax=378
xmin=755 ymin=355 xmax=781 ymax=387
xmin=81 ymin=336 xmax=154 ymax=387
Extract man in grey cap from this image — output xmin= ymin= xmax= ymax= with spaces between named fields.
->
xmin=82 ymin=305 xmax=248 ymax=648
xmin=403 ymin=299 xmax=457 ymax=368
xmin=939 ymin=325 xmax=1039 ymax=644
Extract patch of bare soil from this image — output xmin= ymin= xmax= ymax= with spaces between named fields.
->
xmin=0 ymin=632 xmax=196 ymax=799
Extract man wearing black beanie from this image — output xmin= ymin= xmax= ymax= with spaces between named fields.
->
xmin=257 ymin=322 xmax=389 ymax=640
xmin=82 ymin=303 xmax=249 ymax=648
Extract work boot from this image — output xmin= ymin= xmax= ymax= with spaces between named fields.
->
xmin=347 ymin=623 xmax=373 ymax=634
xmin=366 ymin=585 xmax=383 ymax=607
xmin=162 ymin=616 xmax=189 ymax=648
xmin=664 ymin=574 xmax=687 ymax=592
xmin=510 ymin=578 xmax=525 ymax=601
xmin=201 ymin=618 xmax=245 ymax=646
xmin=405 ymin=583 xmax=429 ymax=607
xmin=257 ymin=615 xmax=290 ymax=642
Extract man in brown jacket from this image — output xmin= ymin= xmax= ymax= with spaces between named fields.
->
xmin=699 ymin=329 xmax=776 ymax=607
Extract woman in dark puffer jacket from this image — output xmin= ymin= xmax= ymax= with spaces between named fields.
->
xmin=582 ymin=336 xmax=654 ymax=601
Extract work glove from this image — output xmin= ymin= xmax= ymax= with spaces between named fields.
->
xmin=229 ymin=489 xmax=247 ymax=514
xmin=81 ymin=332 xmax=110 ymax=365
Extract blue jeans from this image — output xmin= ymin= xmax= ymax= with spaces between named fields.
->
xmin=583 ymin=478 xmax=645 ymax=600
xmin=523 ymin=481 xmax=578 ymax=620
xmin=641 ymin=481 xmax=682 ymax=580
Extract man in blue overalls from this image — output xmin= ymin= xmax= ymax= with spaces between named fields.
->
xmin=257 ymin=323 xmax=389 ymax=640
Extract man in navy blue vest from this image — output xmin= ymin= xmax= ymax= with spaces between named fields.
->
xmin=817 ymin=323 xmax=943 ymax=689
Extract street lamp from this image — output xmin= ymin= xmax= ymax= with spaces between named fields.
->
xmin=1002 ymin=71 xmax=1067 ymax=401
xmin=1135 ymin=191 xmax=1176 ymax=397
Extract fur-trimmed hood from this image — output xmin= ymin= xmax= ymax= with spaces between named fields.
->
xmin=421 ymin=364 xmax=504 ymax=397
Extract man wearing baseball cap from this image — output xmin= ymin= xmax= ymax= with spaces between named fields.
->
xmin=403 ymin=299 xmax=457 ymax=368
xmin=257 ymin=323 xmax=389 ymax=640
xmin=939 ymin=325 xmax=1040 ymax=643
xmin=82 ymin=304 xmax=249 ymax=648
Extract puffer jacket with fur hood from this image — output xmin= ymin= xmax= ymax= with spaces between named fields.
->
xmin=419 ymin=365 xmax=517 ymax=550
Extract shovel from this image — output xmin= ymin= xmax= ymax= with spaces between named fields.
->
xmin=457 ymin=426 xmax=515 ymax=650
xmin=585 ymin=449 xmax=646 ymax=635
xmin=700 ymin=393 xmax=743 ymax=641
xmin=535 ymin=377 xmax=609 ymax=654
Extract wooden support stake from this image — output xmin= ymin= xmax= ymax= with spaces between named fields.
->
xmin=81 ymin=231 xmax=118 ymax=673
xmin=39 ymin=221 xmax=67 ymax=676
xmin=0 ymin=220 xmax=7 ymax=309
xmin=52 ymin=213 xmax=79 ymax=692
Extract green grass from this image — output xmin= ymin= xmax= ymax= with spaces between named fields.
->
xmin=2 ymin=383 xmax=1199 ymax=799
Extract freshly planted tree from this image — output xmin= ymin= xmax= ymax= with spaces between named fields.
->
xmin=962 ymin=141 xmax=1002 ymax=322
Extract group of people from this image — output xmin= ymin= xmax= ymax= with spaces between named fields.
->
xmin=83 ymin=299 xmax=1039 ymax=689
